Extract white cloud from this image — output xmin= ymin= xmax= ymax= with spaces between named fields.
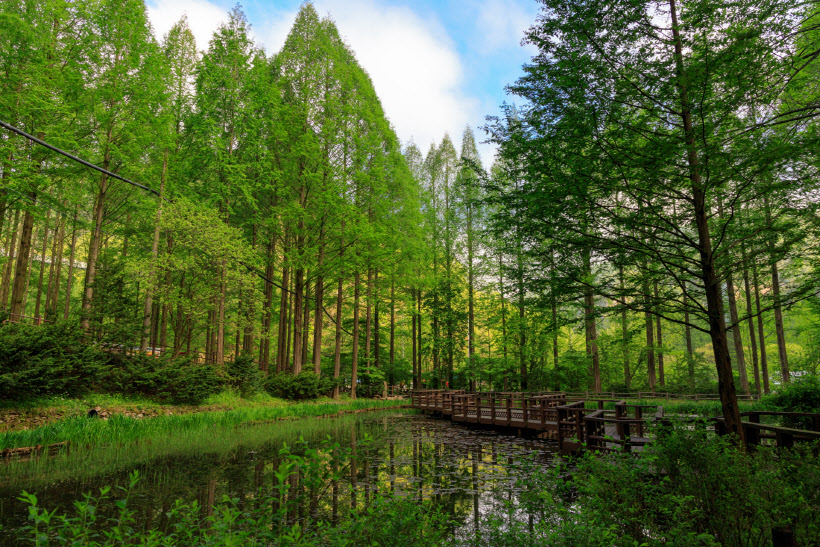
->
xmin=261 ymin=0 xmax=485 ymax=165
xmin=147 ymin=0 xmax=495 ymax=166
xmin=146 ymin=0 xmax=228 ymax=52
xmin=474 ymin=0 xmax=537 ymax=54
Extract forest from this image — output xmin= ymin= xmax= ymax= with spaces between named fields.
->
xmin=1 ymin=0 xmax=820 ymax=428
xmin=2 ymin=1 xmax=820 ymax=545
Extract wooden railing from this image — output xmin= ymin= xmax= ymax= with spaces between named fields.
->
xmin=2 ymin=313 xmax=54 ymax=325
xmin=411 ymin=390 xmax=820 ymax=454
xmin=564 ymin=391 xmax=761 ymax=401
xmin=582 ymin=402 xmax=667 ymax=453
xmin=715 ymin=411 xmax=820 ymax=450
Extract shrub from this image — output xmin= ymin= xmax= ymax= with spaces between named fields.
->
xmin=0 ymin=322 xmax=107 ymax=400
xmin=226 ymin=355 xmax=263 ymax=397
xmin=356 ymin=366 xmax=386 ymax=398
xmin=157 ymin=360 xmax=224 ymax=405
xmin=97 ymin=352 xmax=166 ymax=396
xmin=760 ymin=374 xmax=820 ymax=428
xmin=492 ymin=427 xmax=820 ymax=546
xmin=265 ymin=371 xmax=336 ymax=400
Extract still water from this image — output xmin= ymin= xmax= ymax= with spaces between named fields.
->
xmin=0 ymin=411 xmax=557 ymax=543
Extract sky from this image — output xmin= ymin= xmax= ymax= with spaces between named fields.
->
xmin=145 ymin=0 xmax=540 ymax=168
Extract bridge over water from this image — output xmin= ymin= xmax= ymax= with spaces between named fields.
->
xmin=410 ymin=389 xmax=820 ymax=454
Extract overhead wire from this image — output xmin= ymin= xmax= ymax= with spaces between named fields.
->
xmin=0 ymin=118 xmax=356 ymax=337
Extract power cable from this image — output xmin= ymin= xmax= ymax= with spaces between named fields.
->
xmin=1 ymin=118 xmax=356 ymax=337
xmin=0 ymin=120 xmax=162 ymax=197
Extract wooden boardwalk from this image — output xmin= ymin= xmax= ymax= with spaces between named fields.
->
xmin=411 ymin=390 xmax=662 ymax=454
xmin=411 ymin=390 xmax=820 ymax=454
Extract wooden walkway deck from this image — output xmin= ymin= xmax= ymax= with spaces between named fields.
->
xmin=411 ymin=390 xmax=661 ymax=454
xmin=410 ymin=390 xmax=820 ymax=454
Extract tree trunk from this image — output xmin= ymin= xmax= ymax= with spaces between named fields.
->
xmin=499 ymin=254 xmax=508 ymax=389
xmin=752 ymin=262 xmax=770 ymax=394
xmin=1 ymin=209 xmax=21 ymax=309
xmin=243 ymin=226 xmax=257 ymax=356
xmin=552 ymin=288 xmax=560 ymax=391
xmin=141 ymin=150 xmax=167 ymax=353
xmin=411 ymin=287 xmax=418 ymax=390
xmin=365 ymin=267 xmax=372 ymax=368
xmin=82 ymin=162 xmax=109 ymax=331
xmin=312 ymin=241 xmax=325 ymax=375
xmin=583 ymin=287 xmax=600 ymax=393
xmin=764 ymin=198 xmax=790 ymax=384
xmin=332 ymin=274 xmax=343 ymax=398
xmin=277 ymin=263 xmax=290 ymax=372
xmin=670 ymin=0 xmax=742 ymax=439
xmin=45 ymin=215 xmax=65 ymax=321
xmin=260 ymin=238 xmax=276 ymax=371
xmin=351 ymin=271 xmax=360 ymax=399
xmin=654 ymin=281 xmax=664 ymax=387
xmin=33 ymin=209 xmax=52 ymax=321
xmin=294 ymin=264 xmax=305 ymax=373
xmin=741 ymin=244 xmax=760 ymax=394
xmin=619 ymin=266 xmax=630 ymax=389
xmin=684 ymin=299 xmax=695 ymax=388
xmin=518 ymin=253 xmax=527 ymax=391
xmin=727 ymin=273 xmax=750 ymax=394
xmin=301 ymin=277 xmax=311 ymax=367
xmin=63 ymin=209 xmax=78 ymax=319
xmin=644 ymin=288 xmax=656 ymax=391
xmin=390 ymin=275 xmax=395 ymax=371
xmin=216 ymin=261 xmax=227 ymax=365
xmin=10 ymin=194 xmax=37 ymax=319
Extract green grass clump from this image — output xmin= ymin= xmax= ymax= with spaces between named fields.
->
xmin=0 ymin=398 xmax=403 ymax=451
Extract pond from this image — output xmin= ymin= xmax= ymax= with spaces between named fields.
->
xmin=0 ymin=411 xmax=557 ymax=544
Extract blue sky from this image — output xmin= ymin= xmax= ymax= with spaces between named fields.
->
xmin=146 ymin=0 xmax=540 ymax=167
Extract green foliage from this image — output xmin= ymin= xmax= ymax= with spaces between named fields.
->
xmin=0 ymin=320 xmax=226 ymax=405
xmin=158 ymin=361 xmax=224 ymax=405
xmin=760 ymin=374 xmax=820 ymax=428
xmin=480 ymin=428 xmax=819 ymax=546
xmin=226 ymin=355 xmax=263 ymax=397
xmin=264 ymin=371 xmax=337 ymax=400
xmin=102 ymin=354 xmax=225 ymax=405
xmin=356 ymin=366 xmax=386 ymax=398
xmin=0 ymin=322 xmax=106 ymax=400
xmin=0 ymin=400 xmax=403 ymax=452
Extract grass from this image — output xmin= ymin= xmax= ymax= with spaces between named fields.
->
xmin=0 ymin=393 xmax=166 ymax=412
xmin=588 ymin=398 xmax=767 ymax=417
xmin=0 ymin=407 xmax=415 ymax=489
xmin=0 ymin=398 xmax=403 ymax=450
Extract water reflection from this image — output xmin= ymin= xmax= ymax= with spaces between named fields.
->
xmin=0 ymin=413 xmax=556 ymax=543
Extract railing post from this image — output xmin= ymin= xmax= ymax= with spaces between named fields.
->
xmin=775 ymin=430 xmax=794 ymax=449
xmin=506 ymin=396 xmax=512 ymax=426
xmin=523 ymin=397 xmax=529 ymax=427
xmin=557 ymin=406 xmax=565 ymax=452
xmin=744 ymin=423 xmax=760 ymax=449
xmin=576 ymin=408 xmax=584 ymax=444
xmin=490 ymin=395 xmax=496 ymax=423
xmin=635 ymin=407 xmax=643 ymax=437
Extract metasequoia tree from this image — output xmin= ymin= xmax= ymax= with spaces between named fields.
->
xmin=488 ymin=0 xmax=820 ymax=435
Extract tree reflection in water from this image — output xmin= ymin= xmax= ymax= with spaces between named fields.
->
xmin=0 ymin=413 xmax=557 ymax=543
